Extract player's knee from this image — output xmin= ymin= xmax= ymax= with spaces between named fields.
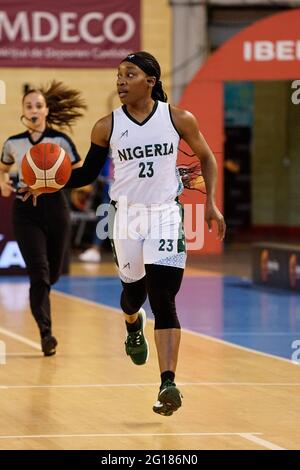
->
xmin=27 ymin=262 xmax=50 ymax=286
xmin=153 ymin=304 xmax=181 ymax=329
xmin=29 ymin=278 xmax=50 ymax=295
xmin=149 ymin=291 xmax=181 ymax=329
xmin=120 ymin=278 xmax=147 ymax=315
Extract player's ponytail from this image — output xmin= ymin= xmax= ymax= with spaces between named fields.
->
xmin=152 ymin=79 xmax=167 ymax=103
xmin=41 ymin=81 xmax=87 ymax=130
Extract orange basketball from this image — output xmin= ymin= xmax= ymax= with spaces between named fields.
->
xmin=21 ymin=143 xmax=72 ymax=193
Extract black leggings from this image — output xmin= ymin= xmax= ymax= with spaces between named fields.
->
xmin=13 ymin=192 xmax=71 ymax=336
xmin=121 ymin=264 xmax=184 ymax=329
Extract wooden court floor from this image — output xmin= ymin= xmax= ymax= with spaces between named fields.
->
xmin=0 ymin=261 xmax=299 ymax=450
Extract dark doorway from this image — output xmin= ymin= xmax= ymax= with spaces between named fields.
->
xmin=224 ymin=82 xmax=253 ymax=242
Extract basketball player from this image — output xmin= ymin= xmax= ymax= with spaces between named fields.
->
xmin=0 ymin=81 xmax=85 ymax=356
xmin=23 ymin=52 xmax=225 ymax=414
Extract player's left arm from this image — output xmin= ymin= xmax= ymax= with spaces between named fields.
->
xmin=171 ymin=106 xmax=226 ymax=240
xmin=64 ymin=114 xmax=111 ymax=189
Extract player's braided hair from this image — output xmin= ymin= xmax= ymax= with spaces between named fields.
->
xmin=177 ymin=148 xmax=206 ymax=193
xmin=23 ymin=80 xmax=87 ymax=130
xmin=177 ymin=162 xmax=206 ymax=193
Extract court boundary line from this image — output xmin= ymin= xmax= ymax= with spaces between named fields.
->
xmin=0 ymin=432 xmax=286 ymax=450
xmin=239 ymin=433 xmax=285 ymax=450
xmin=0 ymin=327 xmax=40 ymax=350
xmin=5 ymin=352 xmax=41 ymax=356
xmin=1 ymin=381 xmax=300 ymax=390
xmin=0 ymin=431 xmax=260 ymax=439
xmin=0 ymin=431 xmax=285 ymax=449
xmin=53 ymin=289 xmax=298 ymax=366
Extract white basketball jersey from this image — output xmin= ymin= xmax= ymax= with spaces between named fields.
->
xmin=109 ymin=101 xmax=181 ymax=204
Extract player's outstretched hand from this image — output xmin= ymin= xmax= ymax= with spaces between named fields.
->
xmin=18 ymin=187 xmax=42 ymax=207
xmin=205 ymin=200 xmax=226 ymax=241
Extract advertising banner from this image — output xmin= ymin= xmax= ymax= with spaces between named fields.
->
xmin=252 ymin=243 xmax=300 ymax=291
xmin=0 ymin=196 xmax=26 ymax=275
xmin=0 ymin=0 xmax=140 ymax=68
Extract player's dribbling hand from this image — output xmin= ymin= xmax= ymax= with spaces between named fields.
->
xmin=18 ymin=187 xmax=42 ymax=207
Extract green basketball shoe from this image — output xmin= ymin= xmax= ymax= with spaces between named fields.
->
xmin=125 ymin=308 xmax=149 ymax=365
xmin=153 ymin=380 xmax=182 ymax=416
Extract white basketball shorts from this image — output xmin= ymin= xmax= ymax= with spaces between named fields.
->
xmin=109 ymin=198 xmax=187 ymax=283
